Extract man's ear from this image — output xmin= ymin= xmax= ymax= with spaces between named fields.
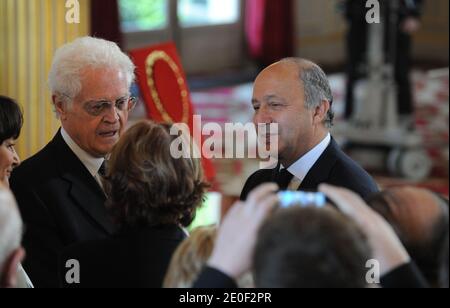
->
xmin=0 ymin=247 xmax=25 ymax=288
xmin=53 ymin=95 xmax=68 ymax=120
xmin=313 ymin=100 xmax=330 ymax=125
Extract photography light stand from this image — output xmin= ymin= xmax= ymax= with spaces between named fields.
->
xmin=333 ymin=0 xmax=432 ymax=180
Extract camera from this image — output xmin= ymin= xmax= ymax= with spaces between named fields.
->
xmin=277 ymin=191 xmax=327 ymax=209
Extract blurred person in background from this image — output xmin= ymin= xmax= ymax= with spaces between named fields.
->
xmin=367 ymin=187 xmax=449 ymax=287
xmin=193 ymin=184 xmax=429 ymax=288
xmin=0 ymin=185 xmax=25 ymax=288
xmin=253 ymin=205 xmax=371 ymax=288
xmin=0 ymin=96 xmax=33 ymax=288
xmin=343 ymin=0 xmax=424 ymax=125
xmin=0 ymin=96 xmax=22 ymax=188
xmin=164 ymin=225 xmax=253 ymax=288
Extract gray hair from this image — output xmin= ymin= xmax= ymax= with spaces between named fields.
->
xmin=281 ymin=58 xmax=335 ymax=128
xmin=48 ymin=36 xmax=135 ymax=104
xmin=0 ymin=187 xmax=23 ymax=275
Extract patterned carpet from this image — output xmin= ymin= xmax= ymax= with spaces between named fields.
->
xmin=191 ymin=68 xmax=449 ymax=196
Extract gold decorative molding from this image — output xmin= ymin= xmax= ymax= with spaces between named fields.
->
xmin=145 ymin=50 xmax=190 ymax=124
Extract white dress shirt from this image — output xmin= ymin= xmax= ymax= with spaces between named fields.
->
xmin=61 ymin=128 xmax=105 ymax=189
xmin=16 ymin=264 xmax=34 ymax=288
xmin=281 ymin=133 xmax=331 ymax=191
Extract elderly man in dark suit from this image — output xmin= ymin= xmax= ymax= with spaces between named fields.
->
xmin=10 ymin=36 xmax=136 ymax=288
xmin=241 ymin=58 xmax=378 ymax=201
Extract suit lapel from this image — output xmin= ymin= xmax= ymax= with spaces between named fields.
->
xmin=299 ymin=138 xmax=339 ymax=191
xmin=52 ymin=131 xmax=114 ymax=235
xmin=64 ymin=173 xmax=114 ymax=234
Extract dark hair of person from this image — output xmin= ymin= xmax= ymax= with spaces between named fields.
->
xmin=0 ymin=96 xmax=23 ymax=145
xmin=253 ymin=206 xmax=371 ymax=288
xmin=104 ymin=120 xmax=209 ymax=232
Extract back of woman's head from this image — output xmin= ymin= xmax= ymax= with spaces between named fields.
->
xmin=163 ymin=226 xmax=217 ymax=288
xmin=105 ymin=120 xmax=209 ymax=231
xmin=0 ymin=96 xmax=23 ymax=145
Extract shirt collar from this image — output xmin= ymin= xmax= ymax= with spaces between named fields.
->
xmin=282 ymin=133 xmax=331 ymax=182
xmin=61 ymin=128 xmax=104 ymax=178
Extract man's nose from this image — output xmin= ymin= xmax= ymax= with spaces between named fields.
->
xmin=103 ymin=105 xmax=119 ymax=123
xmin=254 ymin=107 xmax=273 ymax=125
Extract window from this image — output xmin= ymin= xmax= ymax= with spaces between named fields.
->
xmin=178 ymin=0 xmax=240 ymax=27
xmin=119 ymin=0 xmax=240 ymax=32
xmin=119 ymin=0 xmax=169 ymax=32
xmin=119 ymin=0 xmax=244 ymax=74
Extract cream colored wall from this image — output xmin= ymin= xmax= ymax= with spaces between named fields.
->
xmin=413 ymin=0 xmax=449 ymax=63
xmin=0 ymin=0 xmax=91 ymax=160
xmin=294 ymin=0 xmax=347 ymax=67
xmin=294 ymin=0 xmax=449 ymax=66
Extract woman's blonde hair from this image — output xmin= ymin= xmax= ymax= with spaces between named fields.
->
xmin=163 ymin=225 xmax=254 ymax=288
xmin=163 ymin=226 xmax=217 ymax=288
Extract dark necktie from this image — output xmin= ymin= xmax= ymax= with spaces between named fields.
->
xmin=275 ymin=168 xmax=294 ymax=190
xmin=98 ymin=160 xmax=107 ymax=178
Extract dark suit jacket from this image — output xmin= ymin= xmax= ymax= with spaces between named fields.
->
xmin=193 ymin=267 xmax=238 ymax=289
xmin=59 ymin=225 xmax=187 ymax=288
xmin=240 ymin=138 xmax=379 ymax=201
xmin=193 ymin=262 xmax=427 ymax=288
xmin=10 ymin=131 xmax=114 ymax=288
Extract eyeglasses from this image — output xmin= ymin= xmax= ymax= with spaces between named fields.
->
xmin=82 ymin=96 xmax=137 ymax=117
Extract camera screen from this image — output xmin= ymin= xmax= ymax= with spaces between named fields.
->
xmin=278 ymin=191 xmax=327 ymax=209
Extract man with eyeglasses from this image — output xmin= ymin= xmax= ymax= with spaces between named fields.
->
xmin=10 ymin=37 xmax=136 ymax=288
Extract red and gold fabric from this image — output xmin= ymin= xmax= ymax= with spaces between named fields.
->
xmin=129 ymin=42 xmax=216 ymax=184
